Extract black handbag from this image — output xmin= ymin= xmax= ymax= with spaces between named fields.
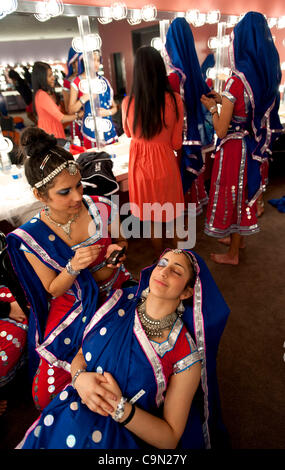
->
xmin=76 ymin=151 xmax=119 ymax=197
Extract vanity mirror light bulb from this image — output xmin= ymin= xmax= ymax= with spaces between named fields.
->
xmin=111 ymin=3 xmax=127 ymax=21
xmin=207 ymin=10 xmax=220 ymax=24
xmin=267 ymin=18 xmax=277 ymax=28
xmin=127 ymin=9 xmax=142 ymax=25
xmin=277 ymin=16 xmax=285 ymax=29
xmin=186 ymin=9 xmax=200 ymax=24
xmin=151 ymin=37 xmax=163 ymax=51
xmin=98 ymin=6 xmax=113 ymax=24
xmin=141 ymin=5 xmax=157 ymax=22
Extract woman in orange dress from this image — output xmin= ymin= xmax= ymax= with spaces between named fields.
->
xmin=122 ymin=46 xmax=184 ymax=257
xmin=32 ymin=61 xmax=81 ymax=140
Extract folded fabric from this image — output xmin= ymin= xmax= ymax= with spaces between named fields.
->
xmin=268 ymin=196 xmax=285 ymax=213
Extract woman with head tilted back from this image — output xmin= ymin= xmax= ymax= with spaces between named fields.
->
xmin=17 ymin=249 xmax=230 ymax=449
xmin=32 ymin=61 xmax=81 ymax=139
xmin=7 ymin=127 xmax=132 ymax=411
xmin=201 ymin=12 xmax=282 ymax=265
xmin=122 ymin=46 xmax=185 ymax=258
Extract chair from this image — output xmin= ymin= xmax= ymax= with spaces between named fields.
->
xmin=0 ymin=231 xmax=29 ymax=317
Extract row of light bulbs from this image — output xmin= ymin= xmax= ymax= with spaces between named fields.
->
xmin=1 ymin=1 xmax=285 ymax=30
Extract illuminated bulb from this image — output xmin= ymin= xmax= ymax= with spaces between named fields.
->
xmin=175 ymin=12 xmax=185 ymax=18
xmin=151 ymin=37 xmax=163 ymax=51
xmin=0 ymin=0 xmax=17 ymax=17
xmin=72 ymin=34 xmax=102 ymax=53
xmin=127 ymin=9 xmax=142 ymax=25
xmin=141 ymin=5 xmax=157 ymax=22
xmin=46 ymin=0 xmax=64 ymax=17
xmin=186 ymin=9 xmax=200 ymax=24
xmin=208 ymin=37 xmax=219 ymax=49
xmin=281 ymin=62 xmax=285 ymax=71
xmin=207 ymin=67 xmax=217 ymax=79
xmin=0 ymin=135 xmax=13 ymax=153
xmin=207 ymin=10 xmax=220 ymax=24
xmin=84 ymin=116 xmax=112 ymax=133
xmin=267 ymin=18 xmax=277 ymax=28
xmin=79 ymin=77 xmax=108 ymax=95
xmin=98 ymin=7 xmax=113 ymax=24
xmin=111 ymin=2 xmax=127 ymax=21
xmin=193 ymin=12 xmax=206 ymax=27
xmin=277 ymin=16 xmax=285 ymax=29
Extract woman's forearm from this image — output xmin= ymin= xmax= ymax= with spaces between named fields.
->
xmin=118 ymin=403 xmax=180 ymax=449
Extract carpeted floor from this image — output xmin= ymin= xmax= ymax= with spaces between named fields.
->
xmin=0 ymin=148 xmax=284 ymax=451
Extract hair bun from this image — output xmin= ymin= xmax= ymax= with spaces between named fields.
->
xmin=20 ymin=127 xmax=57 ymax=159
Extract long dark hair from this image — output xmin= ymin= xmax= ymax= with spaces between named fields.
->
xmin=31 ymin=61 xmax=60 ymax=111
xmin=126 ymin=46 xmax=179 ymax=140
xmin=31 ymin=61 xmax=52 ymax=95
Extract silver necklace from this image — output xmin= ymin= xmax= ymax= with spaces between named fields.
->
xmin=44 ymin=207 xmax=79 ymax=239
xmin=137 ymin=288 xmax=184 ymax=338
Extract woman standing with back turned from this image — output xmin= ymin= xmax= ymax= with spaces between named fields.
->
xmin=122 ymin=46 xmax=185 ymax=258
xmin=201 ymin=12 xmax=282 ymax=265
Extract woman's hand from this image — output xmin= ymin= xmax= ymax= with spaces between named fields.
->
xmin=74 ymin=371 xmax=118 ymax=416
xmin=104 ymin=243 xmax=126 ymax=268
xmin=71 ymin=245 xmax=103 ymax=271
xmin=9 ymin=301 xmax=27 ymax=323
xmin=100 ymin=372 xmax=123 ymax=419
xmin=200 ymin=94 xmax=217 ymax=111
xmin=207 ymin=90 xmax=222 ymax=104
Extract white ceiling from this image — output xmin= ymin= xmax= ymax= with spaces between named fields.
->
xmin=0 ymin=13 xmax=81 ymax=42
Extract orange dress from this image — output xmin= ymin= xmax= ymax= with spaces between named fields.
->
xmin=122 ymin=93 xmax=184 ymax=222
xmin=35 ymin=89 xmax=66 ymax=139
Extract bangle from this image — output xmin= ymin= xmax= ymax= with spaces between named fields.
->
xmin=72 ymin=368 xmax=86 ymax=388
xmin=113 ymin=396 xmax=127 ymax=422
xmin=66 ymin=259 xmax=81 ymax=277
xmin=211 ymin=111 xmax=218 ymax=116
xmin=120 ymin=403 xmax=136 ymax=426
xmin=79 ymin=97 xmax=85 ymax=105
xmin=209 ymin=105 xmax=217 ymax=114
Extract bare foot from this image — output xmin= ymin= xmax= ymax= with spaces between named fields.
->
xmin=210 ymin=253 xmax=239 ymax=265
xmin=0 ymin=400 xmax=7 ymax=416
xmin=257 ymin=200 xmax=265 ymax=217
xmin=218 ymin=237 xmax=245 ymax=249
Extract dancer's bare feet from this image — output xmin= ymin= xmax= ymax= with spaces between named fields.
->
xmin=0 ymin=400 xmax=7 ymax=416
xmin=210 ymin=253 xmax=239 ymax=265
xmin=256 ymin=199 xmax=265 ymax=217
xmin=218 ymin=237 xmax=245 ymax=249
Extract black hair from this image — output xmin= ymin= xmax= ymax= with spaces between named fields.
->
xmin=31 ymin=62 xmax=52 ymax=94
xmin=8 ymin=69 xmax=32 ymax=106
xmin=20 ymin=127 xmax=75 ymax=196
xmin=126 ymin=46 xmax=179 ymax=140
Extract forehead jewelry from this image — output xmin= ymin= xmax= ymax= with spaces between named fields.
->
xmin=34 ymin=160 xmax=78 ymax=189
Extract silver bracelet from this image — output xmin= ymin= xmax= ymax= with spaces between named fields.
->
xmin=113 ymin=396 xmax=127 ymax=422
xmin=66 ymin=259 xmax=81 ymax=277
xmin=209 ymin=105 xmax=218 ymax=114
xmin=72 ymin=368 xmax=86 ymax=388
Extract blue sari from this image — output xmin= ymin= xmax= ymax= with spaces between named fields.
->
xmin=82 ymin=75 xmax=118 ymax=146
xmin=165 ymin=18 xmax=214 ymax=194
xmin=17 ymin=251 xmax=230 ymax=450
xmin=6 ymin=196 xmax=101 ymax=380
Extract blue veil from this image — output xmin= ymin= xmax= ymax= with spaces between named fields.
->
xmin=165 ymin=17 xmax=214 ymax=193
xmin=66 ymin=47 xmax=83 ymax=78
xmin=229 ymin=11 xmax=282 ymax=201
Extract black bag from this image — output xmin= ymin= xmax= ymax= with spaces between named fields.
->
xmin=76 ymin=151 xmax=119 ymax=197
